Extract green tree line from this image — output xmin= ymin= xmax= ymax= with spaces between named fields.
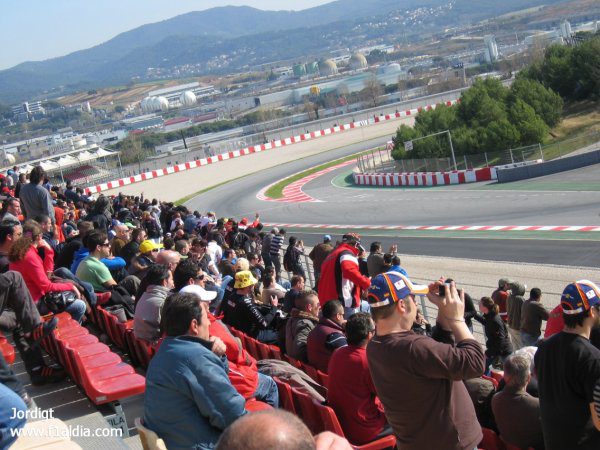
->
xmin=392 ymin=77 xmax=562 ymax=159
xmin=392 ymin=33 xmax=600 ymax=160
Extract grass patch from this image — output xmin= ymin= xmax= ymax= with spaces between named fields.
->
xmin=264 ymin=149 xmax=375 ymax=199
xmin=550 ymin=100 xmax=600 ymax=141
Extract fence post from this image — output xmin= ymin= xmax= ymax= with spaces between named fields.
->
xmin=509 ymin=149 xmax=514 ymax=164
xmin=484 ymin=152 xmax=489 ymax=167
xmin=401 ymin=159 xmax=406 ymax=172
xmin=464 ymin=155 xmax=468 ymax=169
xmin=539 ymin=143 xmax=544 ymax=162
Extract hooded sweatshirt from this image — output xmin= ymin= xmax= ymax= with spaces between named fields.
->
xmin=507 ymin=281 xmax=526 ymax=331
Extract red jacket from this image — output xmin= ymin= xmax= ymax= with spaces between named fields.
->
xmin=318 ymin=243 xmax=370 ymax=309
xmin=544 ymin=305 xmax=563 ymax=338
xmin=328 ymin=345 xmax=386 ymax=444
xmin=208 ymin=314 xmax=259 ymax=399
xmin=9 ymin=246 xmax=73 ymax=302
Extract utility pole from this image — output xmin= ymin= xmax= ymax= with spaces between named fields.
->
xmin=404 ymin=129 xmax=457 ymax=171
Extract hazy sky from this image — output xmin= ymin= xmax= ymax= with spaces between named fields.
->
xmin=0 ymin=1 xmax=333 ymax=70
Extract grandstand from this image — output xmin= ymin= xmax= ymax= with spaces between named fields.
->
xmin=1 ymin=185 xmax=597 ymax=450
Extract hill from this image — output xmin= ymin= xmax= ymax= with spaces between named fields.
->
xmin=0 ymin=0 xmax=568 ymax=103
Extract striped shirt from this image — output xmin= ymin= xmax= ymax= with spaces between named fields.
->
xmin=270 ymin=235 xmax=284 ymax=255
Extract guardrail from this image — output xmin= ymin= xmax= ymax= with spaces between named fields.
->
xmin=361 ymin=131 xmax=600 ymax=174
xmin=277 ymin=247 xmax=488 ymax=344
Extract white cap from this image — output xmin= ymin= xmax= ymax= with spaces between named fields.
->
xmin=179 ymin=285 xmax=217 ymax=302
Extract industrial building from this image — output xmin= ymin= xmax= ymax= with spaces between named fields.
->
xmin=483 ymin=35 xmax=499 ymax=63
xmin=140 ymin=82 xmax=219 ymax=112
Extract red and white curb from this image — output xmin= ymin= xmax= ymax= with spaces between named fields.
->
xmin=84 ymin=99 xmax=459 ymax=195
xmin=257 ymin=160 xmax=356 ymax=203
xmin=264 ymin=223 xmax=600 ymax=232
xmin=353 ymin=161 xmax=542 ymax=187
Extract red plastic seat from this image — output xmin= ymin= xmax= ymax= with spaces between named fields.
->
xmin=290 ymin=386 xmax=396 ymax=449
xmin=479 ymin=428 xmax=506 ymax=450
xmin=283 ymin=354 xmax=303 ymax=369
xmin=315 ymin=398 xmax=397 ymax=450
xmin=268 ymin=345 xmax=281 ymax=360
xmin=66 ymin=340 xmax=145 ymax=404
xmin=256 ymin=341 xmax=271 ymax=360
xmin=243 ymin=335 xmax=259 ymax=360
xmin=133 ymin=336 xmax=156 ymax=369
xmin=273 ymin=377 xmax=296 ymax=414
xmin=291 ymin=387 xmax=323 ymax=434
xmin=301 ymin=362 xmax=320 ymax=382
xmin=317 ymin=370 xmax=329 ymax=388
xmin=115 ymin=320 xmax=134 ymax=352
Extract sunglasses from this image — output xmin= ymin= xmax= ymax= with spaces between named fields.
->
xmin=151 ymin=248 xmax=160 ymax=252
xmin=100 ymin=242 xmax=110 ymax=247
xmin=195 ymin=274 xmax=205 ymax=281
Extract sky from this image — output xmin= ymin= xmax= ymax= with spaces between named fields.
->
xmin=0 ymin=0 xmax=333 ymax=70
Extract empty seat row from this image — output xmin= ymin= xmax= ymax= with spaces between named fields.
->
xmin=42 ymin=312 xmax=145 ymax=405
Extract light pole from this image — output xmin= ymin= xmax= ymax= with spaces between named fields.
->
xmin=404 ymin=129 xmax=457 ymax=171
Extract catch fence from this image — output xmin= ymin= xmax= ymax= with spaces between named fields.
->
xmin=358 ymin=131 xmax=600 ymax=174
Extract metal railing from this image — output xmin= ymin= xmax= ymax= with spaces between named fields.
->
xmin=278 ymin=246 xmax=487 ymax=344
xmin=359 ymin=131 xmax=600 ymax=174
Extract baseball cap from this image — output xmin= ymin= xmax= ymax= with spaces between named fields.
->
xmin=368 ymin=272 xmax=429 ymax=308
xmin=323 ymin=234 xmax=332 ymax=242
xmin=342 ymin=233 xmax=361 ymax=245
xmin=234 ymin=270 xmax=258 ymax=289
xmin=139 ymin=240 xmax=163 ymax=254
xmin=180 ymin=284 xmax=217 ymax=302
xmin=561 ymin=280 xmax=600 ymax=315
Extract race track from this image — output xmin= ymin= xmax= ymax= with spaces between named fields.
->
xmin=186 ymin=141 xmax=600 ymax=267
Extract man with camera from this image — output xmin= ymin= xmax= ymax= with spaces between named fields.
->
xmin=366 ymin=273 xmax=485 ymax=450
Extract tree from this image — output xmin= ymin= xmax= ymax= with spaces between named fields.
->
xmin=509 ymin=78 xmax=563 ymax=127
xmin=0 ymin=102 xmax=11 ymax=120
xmin=114 ymin=105 xmax=126 ymax=114
xmin=391 ymin=124 xmax=419 ymax=160
xmin=572 ymin=37 xmax=600 ymax=100
xmin=414 ymin=104 xmax=458 ymax=136
xmin=509 ymin=99 xmax=548 ymax=145
xmin=361 ymin=75 xmax=383 ymax=108
xmin=458 ymin=79 xmax=508 ymax=127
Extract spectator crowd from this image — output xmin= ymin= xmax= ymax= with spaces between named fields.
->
xmin=0 ymin=165 xmax=599 ymax=450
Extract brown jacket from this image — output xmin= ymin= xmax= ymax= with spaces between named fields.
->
xmin=492 ymin=385 xmax=545 ymax=449
xmin=367 ymin=331 xmax=485 ymax=450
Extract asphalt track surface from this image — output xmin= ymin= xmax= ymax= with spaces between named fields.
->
xmin=187 ymin=142 xmax=600 ymax=267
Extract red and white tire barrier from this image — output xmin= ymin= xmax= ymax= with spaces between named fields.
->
xmin=257 ymin=160 xmax=355 ymax=203
xmin=264 ymin=223 xmax=600 ymax=232
xmin=353 ymin=160 xmax=543 ymax=187
xmin=84 ymin=100 xmax=459 ymax=195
